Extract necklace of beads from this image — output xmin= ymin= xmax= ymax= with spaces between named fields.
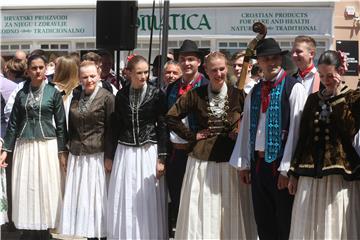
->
xmin=28 ymin=81 xmax=45 ymax=110
xmin=78 ymin=85 xmax=99 ymax=113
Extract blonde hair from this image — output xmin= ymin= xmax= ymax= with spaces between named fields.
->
xmin=53 ymin=56 xmax=79 ymax=100
xmin=204 ymin=51 xmax=234 ymax=86
xmin=6 ymin=58 xmax=27 ymax=77
xmin=82 ymin=52 xmax=102 ymax=66
xmin=204 ymin=51 xmax=228 ymax=68
xmin=294 ymin=35 xmax=316 ymax=53
xmin=79 ymin=60 xmax=100 ymax=72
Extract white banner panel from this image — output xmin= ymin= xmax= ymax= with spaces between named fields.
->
xmin=1 ymin=10 xmax=95 ymax=39
xmin=1 ymin=7 xmax=332 ymax=40
xmin=137 ymin=7 xmax=333 ymax=36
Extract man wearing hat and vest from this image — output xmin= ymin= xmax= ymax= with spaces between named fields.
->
xmin=291 ymin=35 xmax=322 ymax=96
xmin=165 ymin=39 xmax=208 ymax=237
xmin=230 ymin=38 xmax=307 ymax=240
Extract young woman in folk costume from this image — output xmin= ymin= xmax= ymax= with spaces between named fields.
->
xmin=167 ymin=51 xmax=257 ymax=239
xmin=1 ymin=54 xmax=67 ymax=240
xmin=106 ymin=55 xmax=168 ymax=240
xmin=288 ymin=50 xmax=360 ymax=239
xmin=59 ymin=60 xmax=114 ymax=240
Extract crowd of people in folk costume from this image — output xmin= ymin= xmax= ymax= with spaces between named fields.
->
xmin=0 ymin=35 xmax=359 ymax=240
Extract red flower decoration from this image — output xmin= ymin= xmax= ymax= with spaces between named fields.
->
xmin=127 ymin=54 xmax=137 ymax=62
xmin=337 ymin=51 xmax=348 ymax=75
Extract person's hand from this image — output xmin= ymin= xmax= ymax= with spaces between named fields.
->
xmin=324 ymin=72 xmax=342 ymax=96
xmin=156 ymin=161 xmax=165 ymax=179
xmin=0 ymin=151 xmax=8 ymax=168
xmin=333 ymin=72 xmax=342 ymax=84
xmin=288 ymin=175 xmax=298 ymax=195
xmin=104 ymin=158 xmax=113 ymax=173
xmin=58 ymin=152 xmax=68 ymax=173
xmin=196 ymin=129 xmax=211 ymax=140
xmin=277 ymin=174 xmax=289 ymax=190
xmin=239 ymin=169 xmax=251 ymax=184
xmin=333 ymin=72 xmax=344 ymax=95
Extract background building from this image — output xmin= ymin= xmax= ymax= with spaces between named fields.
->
xmin=3 ymin=0 xmax=355 ymax=84
xmin=333 ymin=0 xmax=359 ymax=88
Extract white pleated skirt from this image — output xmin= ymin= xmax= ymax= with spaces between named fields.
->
xmin=290 ymin=175 xmax=360 ymax=240
xmin=59 ymin=152 xmax=107 ymax=238
xmin=12 ymin=139 xmax=62 ymax=230
xmin=175 ymin=156 xmax=257 ymax=240
xmin=107 ymin=143 xmax=167 ymax=240
xmin=0 ymin=168 xmax=8 ymax=225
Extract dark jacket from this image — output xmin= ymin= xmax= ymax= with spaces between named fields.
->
xmin=166 ymin=74 xmax=209 ymax=132
xmin=3 ymin=80 xmax=68 ymax=152
xmin=166 ymin=84 xmax=245 ymax=162
xmin=289 ymin=88 xmax=360 ymax=180
xmin=1 ymin=94 xmax=6 ymax=138
xmin=68 ymin=87 xmax=115 ymax=158
xmin=107 ymin=84 xmax=168 ymax=160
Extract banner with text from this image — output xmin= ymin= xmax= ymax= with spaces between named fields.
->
xmin=1 ymin=10 xmax=95 ymax=39
xmin=137 ymin=7 xmax=333 ymax=36
xmin=1 ymin=7 xmax=332 ymax=40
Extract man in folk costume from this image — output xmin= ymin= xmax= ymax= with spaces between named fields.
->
xmin=230 ymin=38 xmax=307 ymax=240
xmin=291 ymin=35 xmax=322 ymax=96
xmin=165 ymin=39 xmax=208 ymax=236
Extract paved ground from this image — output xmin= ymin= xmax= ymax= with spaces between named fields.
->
xmin=1 ymin=228 xmax=175 ymax=239
xmin=1 ymin=229 xmax=86 ymax=240
xmin=52 ymin=233 xmax=86 ymax=240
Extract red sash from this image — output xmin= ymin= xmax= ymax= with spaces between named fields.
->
xmin=261 ymin=71 xmax=286 ymax=113
xmin=178 ymin=74 xmax=202 ymax=96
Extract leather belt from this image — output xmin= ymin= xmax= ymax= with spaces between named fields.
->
xmin=172 ymin=142 xmax=189 ymax=150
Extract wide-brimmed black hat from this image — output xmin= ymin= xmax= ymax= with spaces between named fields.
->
xmin=179 ymin=39 xmax=201 ymax=55
xmin=254 ymin=38 xmax=289 ymax=58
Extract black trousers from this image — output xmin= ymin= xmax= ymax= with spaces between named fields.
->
xmin=251 ymin=156 xmax=293 ymax=240
xmin=165 ymin=147 xmax=188 ymax=234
